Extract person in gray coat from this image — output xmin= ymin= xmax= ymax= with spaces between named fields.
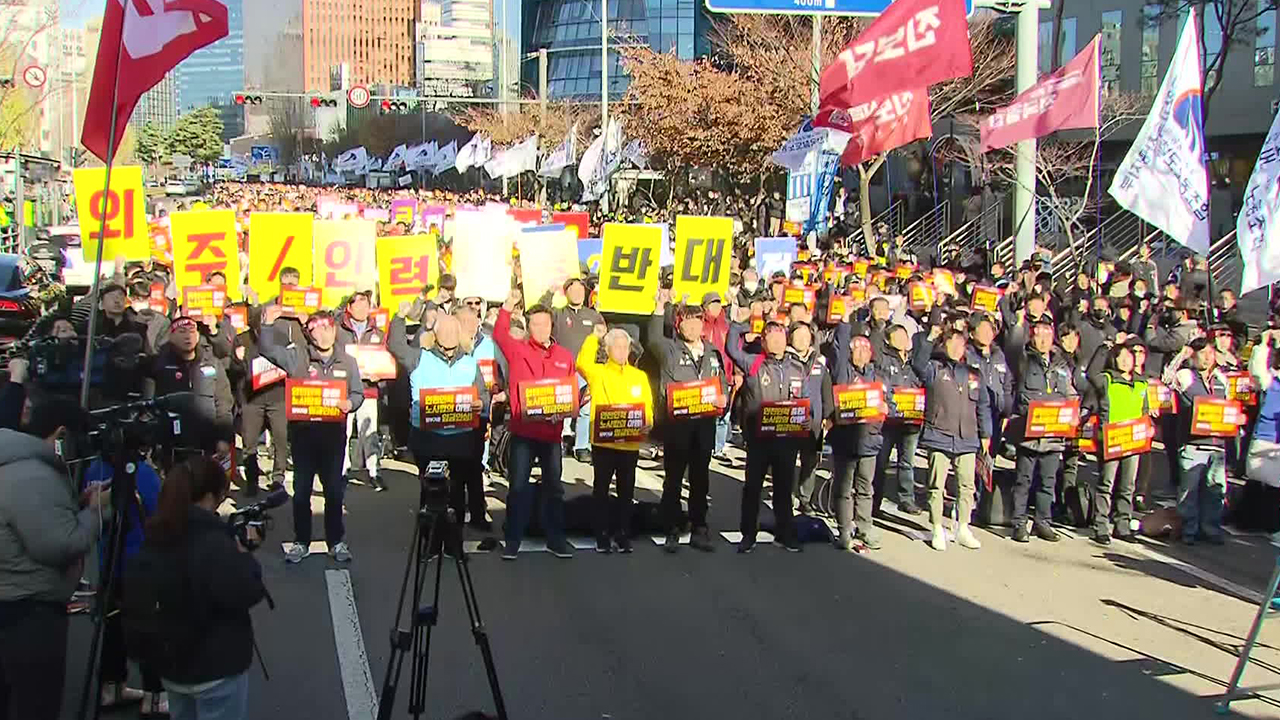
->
xmin=0 ymin=396 xmax=111 ymax=720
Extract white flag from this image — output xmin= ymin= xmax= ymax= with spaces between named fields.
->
xmin=771 ymin=118 xmax=850 ymax=172
xmin=505 ymin=135 xmax=539 ymax=177
xmin=577 ymin=131 xmax=605 ymax=188
xmin=386 ymin=144 xmax=408 ymax=171
xmin=333 ymin=147 xmax=368 ymax=173
xmin=433 ymin=140 xmax=458 ymax=176
xmin=406 ymin=142 xmax=438 ymax=171
xmin=579 ymin=119 xmax=623 ymax=199
xmin=1108 ymin=9 xmax=1210 ymax=255
xmin=366 ymin=156 xmax=383 ymax=172
xmin=1237 ymin=113 xmax=1280 ymax=295
xmin=540 ymin=125 xmax=578 ymax=177
xmin=456 ymin=134 xmax=491 ymax=173
xmin=622 ymin=139 xmax=650 ymax=170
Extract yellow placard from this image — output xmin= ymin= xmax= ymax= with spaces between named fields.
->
xmin=376 ymin=235 xmax=439 ymax=312
xmin=72 ymin=166 xmax=149 ymax=261
xmin=169 ymin=210 xmax=242 ymax=301
xmin=247 ymin=212 xmax=314 ymax=300
xmin=598 ymin=223 xmax=662 ymax=314
xmin=313 ymin=219 xmax=377 ymax=309
xmin=672 ymin=215 xmax=731 ymax=305
xmin=516 ymin=225 xmax=580 ymax=309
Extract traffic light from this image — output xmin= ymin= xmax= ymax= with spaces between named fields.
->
xmin=379 ymin=99 xmax=412 ymax=114
xmin=234 ymin=93 xmax=264 ymax=105
xmin=310 ymin=97 xmax=338 ymax=108
xmin=0 ymin=79 xmax=13 ymax=89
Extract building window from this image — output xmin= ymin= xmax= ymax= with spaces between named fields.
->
xmin=1038 ymin=20 xmax=1053 ymax=74
xmin=1141 ymin=5 xmax=1160 ymax=97
xmin=1101 ymin=10 xmax=1122 ymax=95
xmin=1258 ymin=0 xmax=1276 ymax=86
xmin=1059 ymin=17 xmax=1077 ymax=66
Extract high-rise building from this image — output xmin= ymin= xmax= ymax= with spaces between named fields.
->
xmin=302 ymin=0 xmax=419 ymax=92
xmin=134 ymin=72 xmax=179 ymax=132
xmin=175 ymin=0 xmax=245 ymax=140
xmin=522 ymin=0 xmax=714 ymax=100
xmin=418 ymin=0 xmax=495 ymax=94
xmin=245 ymin=1 xmax=305 ymax=92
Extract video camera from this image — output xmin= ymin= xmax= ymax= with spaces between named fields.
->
xmin=23 ymin=333 xmax=146 ymax=395
xmin=421 ymin=460 xmax=450 ymax=512
xmin=226 ymin=487 xmax=289 ymax=551
xmin=83 ymin=392 xmax=196 ymax=457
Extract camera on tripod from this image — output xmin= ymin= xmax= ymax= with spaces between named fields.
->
xmin=421 ymin=460 xmax=450 ymax=511
xmin=84 ymin=393 xmax=187 ymax=457
xmin=24 ymin=333 xmax=146 ymax=396
xmin=226 ymin=487 xmax=289 ymax=551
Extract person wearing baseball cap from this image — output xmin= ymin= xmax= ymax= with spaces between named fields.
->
xmin=1164 ymin=335 xmax=1231 ymax=545
xmin=553 ymin=276 xmax=605 ymax=462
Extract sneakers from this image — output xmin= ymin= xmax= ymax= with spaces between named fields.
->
xmin=856 ymin=530 xmax=883 ymax=551
xmin=1012 ymin=525 xmax=1031 ymax=543
xmin=1091 ymin=531 xmax=1112 ymax=547
xmin=595 ymin=535 xmax=613 ymax=554
xmin=834 ymin=533 xmax=854 ymax=551
xmin=779 ymin=536 xmax=803 ymax=553
xmin=573 ymin=448 xmax=592 ymax=463
xmin=284 ymin=542 xmax=311 ymax=564
xmin=548 ymin=540 xmax=575 ymax=559
xmin=955 ymin=525 xmax=981 ymax=550
xmin=329 ymin=542 xmax=352 ymax=563
xmin=501 ymin=544 xmax=519 ymax=560
xmin=712 ymin=452 xmax=732 ymax=465
xmin=371 ymin=476 xmax=387 ymax=492
xmin=663 ymin=531 xmax=681 ymax=554
xmin=689 ymin=527 xmax=716 ymax=552
xmin=929 ymin=525 xmax=947 ymax=552
xmin=1033 ymin=523 xmax=1061 ymax=543
xmin=615 ymin=535 xmax=633 ymax=554
xmin=737 ymin=536 xmax=757 ymax=554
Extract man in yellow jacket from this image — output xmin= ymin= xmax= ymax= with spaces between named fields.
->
xmin=577 ymin=323 xmax=654 ymax=554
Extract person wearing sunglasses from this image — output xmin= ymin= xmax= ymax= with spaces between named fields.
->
xmin=259 ymin=306 xmax=365 ymax=564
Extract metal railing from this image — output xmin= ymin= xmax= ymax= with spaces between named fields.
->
xmin=1210 ymin=230 xmax=1242 ymax=293
xmin=942 ymin=200 xmax=1003 ymax=263
xmin=869 ymin=199 xmax=907 ymax=237
xmin=901 ymin=202 xmax=950 ymax=255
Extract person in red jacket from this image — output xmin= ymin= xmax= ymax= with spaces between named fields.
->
xmin=492 ymin=289 xmax=577 ymax=560
xmin=700 ymin=292 xmax=733 ymax=460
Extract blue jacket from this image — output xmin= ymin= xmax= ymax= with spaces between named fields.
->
xmin=966 ymin=343 xmax=1014 ymax=419
xmin=828 ymin=320 xmax=884 ymax=457
xmin=386 ymin=316 xmax=490 ymax=432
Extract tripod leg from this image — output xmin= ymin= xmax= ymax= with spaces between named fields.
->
xmin=408 ymin=514 xmax=447 ymax=718
xmin=453 ymin=531 xmax=510 ymax=720
xmin=376 ymin=510 xmax=426 ymax=720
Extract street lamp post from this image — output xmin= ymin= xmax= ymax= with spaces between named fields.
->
xmin=601 ymin=0 xmax=610 ymax=214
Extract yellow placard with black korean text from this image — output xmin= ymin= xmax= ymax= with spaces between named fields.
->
xmin=248 ymin=212 xmax=314 ymax=300
xmin=169 ymin=211 xmax=242 ymax=301
xmin=377 ymin=235 xmax=439 ymax=312
xmin=672 ymin=215 xmax=732 ymax=305
xmin=73 ymin=166 xmax=149 ymax=262
xmin=598 ymin=223 xmax=662 ymax=314
xmin=314 ymin=219 xmax=377 ymax=309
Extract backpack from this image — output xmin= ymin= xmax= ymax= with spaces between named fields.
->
xmin=121 ymin=543 xmax=200 ymax=676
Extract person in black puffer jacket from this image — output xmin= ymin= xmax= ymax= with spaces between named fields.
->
xmin=132 ymin=456 xmax=267 ymax=720
xmin=827 ymin=319 xmax=884 ymax=551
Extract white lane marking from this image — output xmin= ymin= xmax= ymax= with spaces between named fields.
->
xmin=326 ymin=569 xmax=380 ymax=720
xmin=1131 ymin=540 xmax=1265 ymax=604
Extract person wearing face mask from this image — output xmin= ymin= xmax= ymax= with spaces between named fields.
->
xmin=337 ymin=291 xmax=386 ymax=490
xmin=786 ymin=321 xmax=832 ymax=516
xmin=1077 ymin=296 xmax=1119 ymax=372
xmin=259 ymin=307 xmax=364 ymax=564
xmin=387 ymin=308 xmax=490 ymax=529
xmin=728 ymin=316 xmax=812 ymax=553
xmin=493 ymin=289 xmax=577 ymax=560
xmin=1011 ymin=319 xmax=1078 ymax=543
xmin=146 ymin=316 xmax=235 ymax=459
xmin=911 ymin=326 xmax=991 ymax=551
xmin=577 ymin=324 xmax=653 ymax=553
xmin=125 ymin=280 xmax=171 ymax=353
xmin=737 ymin=268 xmax=766 ymax=308
xmin=874 ymin=323 xmax=924 ymax=516
xmin=828 ymin=323 xmax=885 ymax=550
xmin=0 ymin=396 xmax=109 ymax=720
xmin=1163 ymin=337 xmax=1232 ymax=544
xmin=650 ymin=296 xmax=729 ymax=552
xmin=553 ymin=278 xmax=605 ymax=463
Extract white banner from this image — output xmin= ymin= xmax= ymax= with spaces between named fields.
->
xmin=432 ymin=140 xmax=457 ymax=176
xmin=1238 ymin=112 xmax=1280 ymax=295
xmin=385 ymin=144 xmax=407 ymax=171
xmin=770 ymin=119 xmax=850 ymax=173
xmin=455 ymin=134 xmax=491 ymax=173
xmin=540 ymin=124 xmax=577 ymax=177
xmin=333 ymin=147 xmax=368 ymax=173
xmin=1108 ymin=9 xmax=1210 ymax=255
xmin=406 ymin=142 xmax=437 ymax=171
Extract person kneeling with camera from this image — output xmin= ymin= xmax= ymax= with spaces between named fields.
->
xmin=126 ymin=456 xmax=268 ymax=720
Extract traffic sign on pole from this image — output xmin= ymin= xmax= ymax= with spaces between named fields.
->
xmin=704 ymin=0 xmax=971 ymax=15
xmin=348 ymin=85 xmax=370 ymax=108
xmin=21 ymin=65 xmax=45 ymax=89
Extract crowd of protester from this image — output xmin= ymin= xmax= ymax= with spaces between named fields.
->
xmin=2 ymin=180 xmax=1278 ymax=720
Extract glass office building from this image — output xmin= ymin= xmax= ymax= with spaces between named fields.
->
xmin=522 ymin=0 xmax=714 ymax=99
xmin=175 ymin=0 xmax=246 ymax=140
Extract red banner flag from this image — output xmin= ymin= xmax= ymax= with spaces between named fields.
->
xmin=980 ymin=36 xmax=1101 ymax=152
xmin=819 ymin=0 xmax=972 ymax=109
xmin=816 ymin=90 xmax=932 ymax=167
xmin=83 ymin=1 xmax=230 ymax=161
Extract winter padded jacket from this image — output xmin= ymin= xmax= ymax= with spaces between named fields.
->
xmin=576 ymin=333 xmax=654 ymax=451
xmin=493 ymin=307 xmax=577 ymax=443
xmin=911 ymin=337 xmax=992 ymax=456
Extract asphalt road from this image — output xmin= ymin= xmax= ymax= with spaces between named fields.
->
xmin=70 ymin=442 xmax=1280 ymax=720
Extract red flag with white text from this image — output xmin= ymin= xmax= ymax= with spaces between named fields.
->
xmin=819 ymin=0 xmax=972 ymax=109
xmin=980 ymin=35 xmax=1101 ymax=152
xmin=82 ymin=0 xmax=230 ymax=162
xmin=815 ymin=90 xmax=933 ymax=167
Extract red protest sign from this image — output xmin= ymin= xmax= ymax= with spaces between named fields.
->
xmin=279 ymin=286 xmax=321 ymax=317
xmin=345 ymin=344 xmax=397 ymax=382
xmin=1101 ymin=417 xmax=1154 ymax=460
xmin=970 ymin=285 xmax=1002 ymax=313
xmin=758 ymin=399 xmax=811 ymax=437
xmin=833 ymin=382 xmax=887 ymax=424
xmin=892 ymin=387 xmax=926 ymax=423
xmin=478 ymin=359 xmax=496 ymax=389
xmin=782 ymin=285 xmax=817 ymax=312
xmin=182 ymin=285 xmax=227 ymax=323
xmin=1225 ymin=371 xmax=1257 ymax=406
xmin=285 ymin=379 xmax=346 ymax=422
xmin=1147 ymin=380 xmax=1178 ymax=414
xmin=250 ymin=356 xmax=286 ymax=390
xmin=223 ymin=305 xmax=248 ymax=333
xmin=1191 ymin=397 xmax=1245 ymax=437
xmin=666 ymin=378 xmax=723 ymax=419
xmin=592 ymin=403 xmax=649 ymax=444
xmin=418 ymin=386 xmax=480 ymax=430
xmin=517 ymin=377 xmax=579 ymax=423
xmin=1025 ymin=399 xmax=1081 ymax=438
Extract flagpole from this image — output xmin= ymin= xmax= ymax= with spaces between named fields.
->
xmin=1199 ymin=9 xmax=1216 ymax=326
xmin=78 ymin=26 xmax=128 ymax=410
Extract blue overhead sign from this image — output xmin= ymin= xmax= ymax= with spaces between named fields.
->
xmin=250 ymin=145 xmax=279 ymax=163
xmin=704 ymin=0 xmax=971 ymax=16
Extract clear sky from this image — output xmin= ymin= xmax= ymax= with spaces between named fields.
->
xmin=60 ymin=0 xmax=102 ymax=30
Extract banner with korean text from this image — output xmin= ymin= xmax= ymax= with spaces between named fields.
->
xmin=598 ymin=223 xmax=662 ymax=314
xmin=313 ymin=219 xmax=377 ymax=309
xmin=672 ymin=215 xmax=732 ymax=304
xmin=247 ymin=212 xmax=314 ymax=300
xmin=376 ymin=235 xmax=439 ymax=312
xmin=169 ymin=210 xmax=242 ymax=301
xmin=73 ymin=166 xmax=150 ymax=262
xmin=755 ymin=237 xmax=797 ymax=279
xmin=815 ymin=89 xmax=932 ymax=167
xmin=980 ymin=36 xmax=1100 ymax=152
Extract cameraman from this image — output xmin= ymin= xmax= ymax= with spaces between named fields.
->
xmin=0 ymin=395 xmax=111 ymax=720
xmin=135 ymin=456 xmax=267 ymax=720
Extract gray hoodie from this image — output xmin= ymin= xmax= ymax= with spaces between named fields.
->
xmin=0 ymin=429 xmax=102 ymax=603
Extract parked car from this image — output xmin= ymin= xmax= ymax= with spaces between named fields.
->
xmin=164 ymin=178 xmax=189 ymax=196
xmin=0 ymin=254 xmax=42 ymax=352
xmin=37 ymin=224 xmax=95 ymax=295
